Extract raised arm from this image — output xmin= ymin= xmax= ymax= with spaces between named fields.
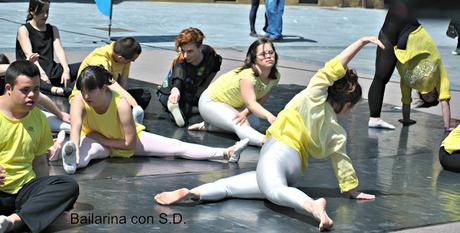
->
xmin=338 ymin=36 xmax=385 ymax=68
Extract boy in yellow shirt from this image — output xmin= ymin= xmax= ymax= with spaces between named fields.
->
xmin=70 ymin=37 xmax=151 ymax=124
xmin=0 ymin=61 xmax=78 ymax=233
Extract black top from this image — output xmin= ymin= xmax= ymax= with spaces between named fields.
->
xmin=16 ymin=23 xmax=57 ymax=78
xmin=158 ymin=44 xmax=222 ymax=104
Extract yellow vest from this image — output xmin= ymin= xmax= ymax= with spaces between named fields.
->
xmin=82 ymin=91 xmax=145 ymax=157
xmin=0 ymin=108 xmax=53 ymax=194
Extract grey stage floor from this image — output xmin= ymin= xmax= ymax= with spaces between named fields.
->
xmin=41 ymin=79 xmax=460 ymax=233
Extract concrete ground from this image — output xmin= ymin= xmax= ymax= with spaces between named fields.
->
xmin=1 ymin=1 xmax=460 ymax=232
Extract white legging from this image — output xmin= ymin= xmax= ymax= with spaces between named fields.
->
xmin=199 ymin=90 xmax=265 ymax=146
xmin=194 ymin=137 xmax=311 ymax=211
xmin=77 ymin=131 xmax=226 ymax=168
xmin=42 ymin=111 xmax=71 ymax=133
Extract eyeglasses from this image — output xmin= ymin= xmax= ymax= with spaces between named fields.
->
xmin=257 ymin=50 xmax=275 ymax=58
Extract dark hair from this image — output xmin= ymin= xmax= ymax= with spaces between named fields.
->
xmin=239 ymin=38 xmax=279 ymax=80
xmin=0 ymin=54 xmax=10 ymax=65
xmin=76 ymin=65 xmax=112 ymax=91
xmin=27 ymin=0 xmax=50 ymax=21
xmin=416 ymin=90 xmax=439 ymax=108
xmin=327 ymin=69 xmax=362 ymax=113
xmin=5 ymin=60 xmax=40 ymax=88
xmin=175 ymin=27 xmax=205 ymax=51
xmin=113 ymin=37 xmax=142 ymax=60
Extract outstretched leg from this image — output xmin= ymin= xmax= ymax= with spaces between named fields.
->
xmin=154 ymin=171 xmax=264 ymax=205
xmin=256 ymin=138 xmax=333 ymax=231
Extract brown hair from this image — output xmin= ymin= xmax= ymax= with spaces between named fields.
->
xmin=327 ymin=69 xmax=362 ymax=113
xmin=239 ymin=38 xmax=279 ymax=80
xmin=175 ymin=27 xmax=205 ymax=51
xmin=26 ymin=0 xmax=50 ymax=21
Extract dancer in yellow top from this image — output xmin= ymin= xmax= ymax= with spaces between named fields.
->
xmin=188 ymin=38 xmax=279 ymax=146
xmin=155 ymin=36 xmax=381 ymax=231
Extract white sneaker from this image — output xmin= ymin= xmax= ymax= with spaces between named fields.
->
xmin=228 ymin=138 xmax=250 ymax=163
xmin=62 ymin=141 xmax=77 ymax=174
xmin=167 ymin=101 xmax=185 ymax=127
xmin=368 ymin=119 xmax=395 ymax=130
xmin=132 ymin=106 xmax=144 ymax=124
xmin=452 ymin=48 xmax=460 ymax=55
xmin=0 ymin=215 xmax=12 ymax=233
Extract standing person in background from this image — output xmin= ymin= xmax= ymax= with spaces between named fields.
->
xmin=368 ymin=1 xmax=454 ymax=131
xmin=16 ymin=0 xmax=80 ymax=97
xmin=447 ymin=17 xmax=460 ymax=55
xmin=157 ymin=28 xmax=222 ymax=127
xmin=264 ymin=0 xmax=284 ymax=41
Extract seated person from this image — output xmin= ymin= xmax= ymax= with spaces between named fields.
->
xmin=69 ymin=37 xmax=151 ymax=124
xmin=157 ymin=27 xmax=222 ymax=127
xmin=0 ymin=60 xmax=79 ymax=233
xmin=439 ymin=125 xmax=460 ymax=173
xmin=16 ymin=0 xmax=80 ymax=97
xmin=61 ymin=66 xmax=249 ymax=174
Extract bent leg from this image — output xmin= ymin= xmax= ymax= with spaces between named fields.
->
xmin=15 ymin=176 xmax=79 ymax=233
xmin=135 ymin=131 xmax=226 ymax=160
xmin=199 ymin=91 xmax=265 ymax=146
xmin=439 ymin=147 xmax=460 ymax=173
xmin=42 ymin=111 xmax=71 ymax=133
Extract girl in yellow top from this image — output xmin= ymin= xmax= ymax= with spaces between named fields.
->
xmin=60 ymin=66 xmax=248 ymax=174
xmin=188 ymin=38 xmax=279 ymax=146
xmin=394 ymin=25 xmax=454 ymax=131
xmin=440 ymin=125 xmax=460 ymax=172
xmin=154 ymin=36 xmax=380 ymax=231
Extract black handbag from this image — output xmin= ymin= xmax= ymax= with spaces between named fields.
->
xmin=446 ymin=21 xmax=458 ymax=38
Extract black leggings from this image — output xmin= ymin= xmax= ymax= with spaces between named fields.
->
xmin=40 ymin=62 xmax=81 ymax=95
xmin=0 ymin=176 xmax=79 ymax=233
xmin=128 ymin=88 xmax=152 ymax=110
xmin=368 ymin=3 xmax=419 ymax=117
xmin=439 ymin=147 xmax=460 ymax=173
xmin=249 ymin=0 xmax=260 ymax=32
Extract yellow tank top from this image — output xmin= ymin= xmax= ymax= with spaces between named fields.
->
xmin=82 ymin=91 xmax=145 ymax=157
xmin=208 ymin=67 xmax=279 ymax=108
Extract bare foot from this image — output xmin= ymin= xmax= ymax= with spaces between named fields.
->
xmin=309 ymin=198 xmax=333 ymax=231
xmin=154 ymin=188 xmax=191 ymax=205
xmin=188 ymin=121 xmax=207 ymax=131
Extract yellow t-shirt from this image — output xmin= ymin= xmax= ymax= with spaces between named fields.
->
xmin=81 ymin=91 xmax=145 ymax=157
xmin=70 ymin=42 xmax=131 ymax=100
xmin=0 ymin=108 xmax=53 ymax=194
xmin=394 ymin=26 xmax=451 ymax=105
xmin=207 ymin=67 xmax=279 ymax=108
xmin=442 ymin=125 xmax=460 ymax=154
xmin=266 ymin=56 xmax=358 ymax=193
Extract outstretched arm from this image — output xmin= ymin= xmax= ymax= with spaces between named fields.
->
xmin=338 ymin=36 xmax=385 ymax=68
xmin=70 ymin=94 xmax=86 ymax=164
xmin=52 ymin=26 xmax=71 ymax=88
xmin=240 ymin=79 xmax=276 ymax=124
xmin=38 ymin=93 xmax=70 ymax=123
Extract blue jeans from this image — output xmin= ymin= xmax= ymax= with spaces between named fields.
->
xmin=265 ymin=0 xmax=284 ymax=39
